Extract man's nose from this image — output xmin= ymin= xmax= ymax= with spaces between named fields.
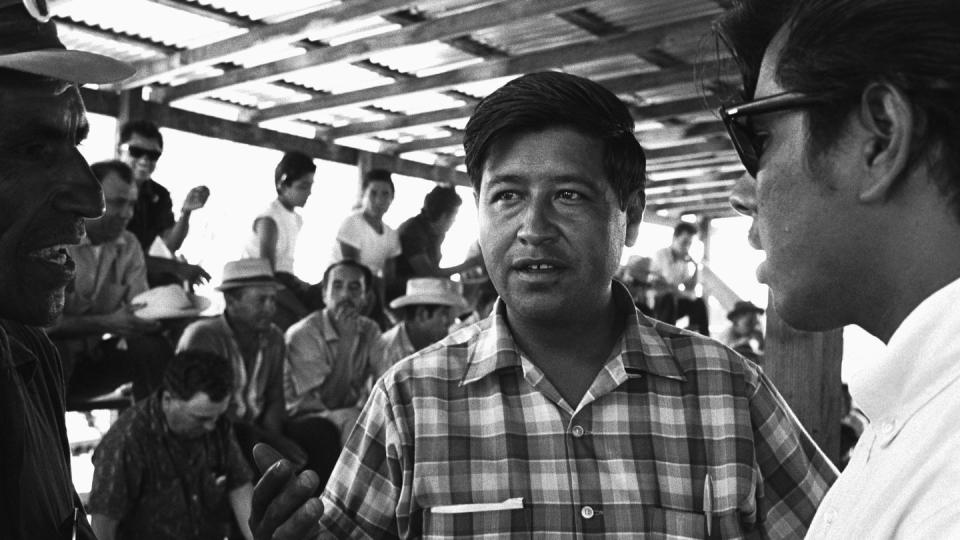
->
xmin=52 ymin=150 xmax=104 ymax=219
xmin=516 ymin=199 xmax=557 ymax=246
xmin=728 ymin=172 xmax=757 ymax=217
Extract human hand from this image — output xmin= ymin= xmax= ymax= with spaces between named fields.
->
xmin=172 ymin=261 xmax=211 ymax=286
xmin=182 ymin=186 xmax=210 ymax=213
xmin=331 ymin=302 xmax=360 ymax=336
xmin=103 ymin=304 xmax=162 ymax=335
xmin=250 ymin=443 xmax=323 ymax=540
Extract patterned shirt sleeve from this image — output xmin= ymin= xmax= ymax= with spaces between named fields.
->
xmin=87 ymin=426 xmax=143 ymax=520
xmin=750 ymin=369 xmax=838 ymax=537
xmin=320 ymin=379 xmax=407 ymax=538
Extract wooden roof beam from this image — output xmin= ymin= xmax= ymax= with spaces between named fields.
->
xmin=123 ymin=0 xmax=432 ymax=88
xmin=252 ymin=16 xmax=723 ymax=122
xmin=80 ymin=88 xmax=468 ymax=186
xmin=153 ymin=0 xmax=599 ymax=102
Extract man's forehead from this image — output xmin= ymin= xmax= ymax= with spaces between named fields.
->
xmin=0 ymin=83 xmax=86 ymax=133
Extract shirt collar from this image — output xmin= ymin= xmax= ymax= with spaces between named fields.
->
xmin=850 ymin=275 xmax=960 ymax=429
xmin=319 ymin=309 xmax=342 ymax=342
xmin=460 ymin=282 xmax=685 ymax=386
xmin=77 ymin=231 xmax=129 ymax=247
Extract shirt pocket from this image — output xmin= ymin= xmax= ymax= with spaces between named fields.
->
xmin=636 ymin=505 xmax=709 ymax=539
xmin=422 ymin=499 xmax=532 ymax=539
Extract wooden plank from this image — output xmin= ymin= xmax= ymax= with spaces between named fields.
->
xmin=390 ymin=133 xmax=463 ymax=154
xmin=647 ymin=170 xmax=742 ymax=189
xmin=252 ymin=15 xmax=720 ymax=122
xmin=154 ymin=0 xmax=597 ymax=102
xmin=763 ymin=293 xmax=843 ymax=466
xmin=123 ymin=0 xmax=426 ymax=88
xmin=79 ymin=88 xmax=468 ymax=186
xmin=645 ymin=138 xmax=733 ymax=161
xmin=646 ymin=192 xmax=731 ymax=211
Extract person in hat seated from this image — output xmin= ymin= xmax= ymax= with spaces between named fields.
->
xmin=284 ymin=260 xmax=385 ymax=447
xmin=88 ymin=350 xmax=255 ymax=540
xmin=719 ymin=300 xmax=765 ymax=361
xmin=650 ymin=222 xmax=710 ymax=335
xmin=177 ymin=258 xmax=340 ymax=485
xmin=376 ymin=277 xmax=467 ymax=378
xmin=614 ymin=255 xmax=656 ymax=316
xmin=48 ymin=160 xmax=178 ymax=404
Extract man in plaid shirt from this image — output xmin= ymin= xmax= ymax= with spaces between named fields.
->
xmin=311 ymin=71 xmax=836 ymax=538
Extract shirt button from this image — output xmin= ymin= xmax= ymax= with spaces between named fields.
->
xmin=571 ymin=425 xmax=585 ymax=438
xmin=581 ymin=505 xmax=595 ymax=519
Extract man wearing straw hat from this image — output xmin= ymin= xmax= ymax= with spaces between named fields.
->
xmin=376 ymin=277 xmax=467 ymax=376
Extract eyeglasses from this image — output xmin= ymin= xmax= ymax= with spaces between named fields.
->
xmin=121 ymin=144 xmax=162 ymax=162
xmin=718 ymin=91 xmax=824 ymax=176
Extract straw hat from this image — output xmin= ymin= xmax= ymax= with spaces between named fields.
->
xmin=216 ymin=258 xmax=283 ymax=291
xmin=727 ymin=300 xmax=765 ymax=321
xmin=0 ymin=1 xmax=135 ymax=84
xmin=389 ymin=278 xmax=467 ymax=311
xmin=133 ymin=285 xmax=211 ymax=320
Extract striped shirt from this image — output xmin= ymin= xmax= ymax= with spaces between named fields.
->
xmin=320 ymin=287 xmax=836 ymax=539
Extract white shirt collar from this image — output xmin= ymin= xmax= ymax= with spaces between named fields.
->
xmin=850 ymin=275 xmax=960 ymax=427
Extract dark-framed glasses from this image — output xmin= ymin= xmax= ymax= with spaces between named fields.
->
xmin=719 ymin=91 xmax=823 ymax=176
xmin=120 ymin=144 xmax=162 ymax=161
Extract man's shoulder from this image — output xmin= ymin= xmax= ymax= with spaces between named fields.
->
xmin=380 ymin=319 xmax=486 ymax=389
xmin=287 ymin=310 xmax=323 ymax=335
xmin=641 ymin=317 xmax=760 ymax=383
xmin=97 ymin=398 xmax=156 ymax=452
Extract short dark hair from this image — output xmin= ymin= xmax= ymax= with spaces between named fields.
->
xmin=163 ymin=350 xmax=234 ymax=402
xmin=673 ymin=222 xmax=698 ymax=237
xmin=715 ymin=0 xmax=960 ymax=219
xmin=119 ymin=120 xmax=163 ymax=149
xmin=421 ymin=185 xmax=462 ymax=222
xmin=275 ymin=151 xmax=316 ymax=195
xmin=463 ymin=71 xmax=646 ymax=210
xmin=90 ymin=160 xmax=133 ymax=185
xmin=362 ymin=168 xmax=394 ymax=195
xmin=322 ymin=259 xmax=371 ymax=291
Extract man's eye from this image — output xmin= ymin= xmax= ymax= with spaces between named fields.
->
xmin=557 ymin=190 xmax=583 ymax=201
xmin=751 ymin=132 xmax=770 ymax=155
xmin=491 ymin=191 xmax=519 ymax=202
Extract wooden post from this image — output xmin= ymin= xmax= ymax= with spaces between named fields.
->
xmin=354 ymin=153 xmax=375 ymax=210
xmin=113 ymin=89 xmax=150 ymax=155
xmin=762 ymin=291 xmax=843 ymax=465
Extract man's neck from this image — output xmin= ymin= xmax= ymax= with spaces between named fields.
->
xmin=504 ymin=292 xmax=625 ymax=406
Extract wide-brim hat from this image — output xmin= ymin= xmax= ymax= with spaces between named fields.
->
xmin=133 ymin=285 xmax=212 ymax=320
xmin=0 ymin=2 xmax=135 ymax=84
xmin=390 ymin=277 xmax=468 ymax=311
xmin=727 ymin=300 xmax=764 ymax=321
xmin=216 ymin=258 xmax=284 ymax=291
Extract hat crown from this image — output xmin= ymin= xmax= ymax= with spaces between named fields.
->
xmin=221 ymin=258 xmax=274 ymax=284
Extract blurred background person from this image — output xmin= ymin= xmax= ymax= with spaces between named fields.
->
xmin=650 ymin=222 xmax=709 ymax=335
xmin=719 ymin=300 xmax=765 ymax=361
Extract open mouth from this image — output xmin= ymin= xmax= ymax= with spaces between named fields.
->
xmin=26 ymin=244 xmax=70 ymax=266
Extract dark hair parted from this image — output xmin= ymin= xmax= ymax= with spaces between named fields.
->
xmin=322 ymin=259 xmax=372 ymax=291
xmin=163 ymin=350 xmax=234 ymax=402
xmin=275 ymin=151 xmax=316 ymax=195
xmin=362 ymin=168 xmax=394 ymax=195
xmin=715 ymin=0 xmax=960 ymax=218
xmin=673 ymin=222 xmax=698 ymax=238
xmin=421 ymin=185 xmax=462 ymax=222
xmin=463 ymin=71 xmax=646 ymax=210
xmin=90 ymin=160 xmax=133 ymax=185
xmin=119 ymin=120 xmax=163 ymax=149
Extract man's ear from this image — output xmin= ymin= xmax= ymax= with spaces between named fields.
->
xmin=857 ymin=82 xmax=915 ymax=203
xmin=624 ymin=190 xmax=645 ymax=247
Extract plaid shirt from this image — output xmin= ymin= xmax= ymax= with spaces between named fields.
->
xmin=320 ymin=287 xmax=836 ymax=539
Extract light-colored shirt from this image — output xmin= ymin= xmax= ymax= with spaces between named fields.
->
xmin=283 ymin=309 xmax=383 ymax=416
xmin=375 ymin=322 xmax=416 ymax=379
xmin=806 ymin=276 xmax=960 ymax=538
xmin=320 ymin=286 xmax=836 ymax=538
xmin=177 ymin=315 xmax=285 ymax=424
xmin=650 ymin=245 xmax=698 ymax=292
xmin=244 ymin=199 xmax=302 ymax=274
xmin=332 ymin=210 xmax=401 ymax=277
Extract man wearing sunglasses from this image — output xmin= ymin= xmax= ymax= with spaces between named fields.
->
xmin=716 ymin=0 xmax=960 ymax=536
xmin=119 ymin=120 xmax=211 ymax=287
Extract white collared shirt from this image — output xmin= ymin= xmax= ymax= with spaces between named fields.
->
xmin=806 ymin=276 xmax=960 ymax=539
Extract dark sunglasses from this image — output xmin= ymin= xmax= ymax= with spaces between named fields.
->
xmin=718 ymin=91 xmax=824 ymax=176
xmin=121 ymin=144 xmax=162 ymax=161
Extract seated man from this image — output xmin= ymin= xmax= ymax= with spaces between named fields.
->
xmin=48 ymin=160 xmax=173 ymax=402
xmin=316 ymin=71 xmax=835 ymax=537
xmin=650 ymin=222 xmax=710 ymax=335
xmin=177 ymin=258 xmax=340 ymax=484
xmin=284 ymin=260 xmax=383 ymax=445
xmin=88 ymin=350 xmax=254 ymax=540
xmin=377 ymin=277 xmax=466 ymax=377
xmin=719 ymin=300 xmax=765 ymax=361
xmin=615 ymin=255 xmax=656 ymax=316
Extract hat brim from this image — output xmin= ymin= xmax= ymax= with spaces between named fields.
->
xmin=135 ymin=294 xmax=212 ymax=320
xmin=0 ymin=49 xmax=135 ymax=84
xmin=727 ymin=307 xmax=764 ymax=321
xmin=215 ymin=279 xmax=284 ymax=292
xmin=390 ymin=294 xmax=467 ymax=312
